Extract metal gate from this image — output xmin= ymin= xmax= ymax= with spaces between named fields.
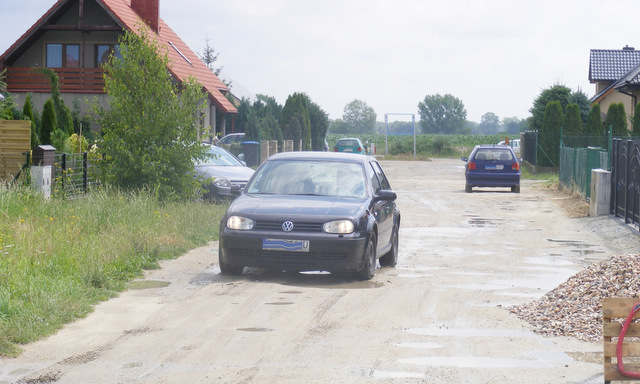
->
xmin=611 ymin=138 xmax=640 ymax=230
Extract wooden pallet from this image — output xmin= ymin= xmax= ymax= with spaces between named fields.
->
xmin=604 ymin=298 xmax=640 ymax=383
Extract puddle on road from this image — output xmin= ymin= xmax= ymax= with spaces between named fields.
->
xmin=284 ymin=279 xmax=384 ymax=290
xmin=395 ymin=342 xmax=444 ymax=349
xmin=524 ymin=255 xmax=575 ymax=267
xmin=398 ymin=355 xmax=552 ymax=368
xmin=546 ymin=238 xmax=605 ymax=256
xmin=237 ymin=327 xmax=274 ymax=332
xmin=467 ymin=216 xmax=504 ymax=228
xmin=352 ymin=368 xmax=427 ymax=379
xmin=127 ymin=280 xmax=171 ymax=290
xmin=405 ymin=327 xmax=538 ymax=339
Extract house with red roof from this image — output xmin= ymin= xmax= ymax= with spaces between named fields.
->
xmin=0 ymin=0 xmax=237 ymax=140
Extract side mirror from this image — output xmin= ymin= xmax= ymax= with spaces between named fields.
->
xmin=376 ymin=189 xmax=397 ymax=201
xmin=461 ymin=157 xmax=468 ymax=162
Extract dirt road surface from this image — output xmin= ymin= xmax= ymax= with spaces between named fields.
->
xmin=3 ymin=158 xmax=640 ymax=384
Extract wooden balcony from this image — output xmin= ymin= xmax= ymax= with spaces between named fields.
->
xmin=5 ymin=67 xmax=105 ymax=93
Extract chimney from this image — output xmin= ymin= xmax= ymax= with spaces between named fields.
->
xmin=623 ymin=45 xmax=635 ymax=51
xmin=131 ymin=0 xmax=159 ymax=33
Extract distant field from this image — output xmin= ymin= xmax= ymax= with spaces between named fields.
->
xmin=325 ymin=133 xmax=519 ymax=157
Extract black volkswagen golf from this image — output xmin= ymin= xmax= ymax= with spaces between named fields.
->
xmin=218 ymin=151 xmax=401 ymax=280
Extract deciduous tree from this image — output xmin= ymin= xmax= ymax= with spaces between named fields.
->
xmin=477 ymin=112 xmax=500 ymax=134
xmin=94 ymin=26 xmax=206 ymax=201
xmin=529 ymin=84 xmax=571 ymax=132
xmin=417 ymin=94 xmax=467 ymax=134
xmin=341 ymin=99 xmax=376 ymax=134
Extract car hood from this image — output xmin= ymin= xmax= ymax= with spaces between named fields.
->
xmin=195 ymin=165 xmax=254 ymax=181
xmin=228 ymin=194 xmax=367 ymax=220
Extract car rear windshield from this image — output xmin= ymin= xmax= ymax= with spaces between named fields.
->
xmin=473 ymin=149 xmax=514 ymax=162
xmin=246 ymin=160 xmax=367 ymax=198
xmin=337 ymin=140 xmax=359 ymax=147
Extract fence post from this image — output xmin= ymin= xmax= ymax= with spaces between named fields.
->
xmin=610 ymin=138 xmax=619 ymax=215
xmin=57 ymin=153 xmax=66 ymax=197
xmin=625 ymin=140 xmax=633 ymax=224
xmin=83 ymin=152 xmax=88 ymax=191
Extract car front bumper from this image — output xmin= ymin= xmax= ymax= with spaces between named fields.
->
xmin=219 ymin=228 xmax=368 ymax=272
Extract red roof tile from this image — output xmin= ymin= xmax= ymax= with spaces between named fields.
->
xmin=0 ymin=0 xmax=236 ymax=114
xmin=101 ymin=0 xmax=236 ymax=114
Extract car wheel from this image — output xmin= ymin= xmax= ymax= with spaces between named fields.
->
xmin=218 ymin=243 xmax=243 ymax=275
xmin=357 ymin=233 xmax=377 ymax=281
xmin=512 ymin=185 xmax=520 ymax=193
xmin=465 ymin=183 xmax=472 ymax=193
xmin=379 ymin=224 xmax=398 ymax=267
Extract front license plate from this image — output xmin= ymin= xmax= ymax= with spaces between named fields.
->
xmin=486 ymin=164 xmax=504 ymax=170
xmin=263 ymin=238 xmax=310 ymax=252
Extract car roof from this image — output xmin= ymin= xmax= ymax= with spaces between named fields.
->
xmin=474 ymin=144 xmax=511 ymax=149
xmin=266 ymin=151 xmax=374 ymax=163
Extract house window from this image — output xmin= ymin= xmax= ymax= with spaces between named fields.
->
xmin=46 ymin=43 xmax=80 ymax=68
xmin=96 ymin=44 xmax=121 ymax=67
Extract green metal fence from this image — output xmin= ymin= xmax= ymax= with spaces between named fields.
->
xmin=559 ymin=134 xmax=610 ymax=200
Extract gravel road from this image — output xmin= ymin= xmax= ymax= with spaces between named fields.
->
xmin=2 ymin=158 xmax=639 ymax=384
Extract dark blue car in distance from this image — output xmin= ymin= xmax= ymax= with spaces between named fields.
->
xmin=218 ymin=151 xmax=401 ymax=280
xmin=461 ymin=145 xmax=521 ymax=193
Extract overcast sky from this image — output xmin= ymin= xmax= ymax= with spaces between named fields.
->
xmin=1 ymin=0 xmax=638 ymax=122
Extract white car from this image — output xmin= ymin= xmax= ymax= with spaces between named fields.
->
xmin=498 ymin=139 xmax=520 ymax=157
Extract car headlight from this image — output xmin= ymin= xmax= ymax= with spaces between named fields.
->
xmin=323 ymin=220 xmax=354 ymax=234
xmin=212 ymin=177 xmax=232 ymax=188
xmin=226 ymin=216 xmax=254 ymax=230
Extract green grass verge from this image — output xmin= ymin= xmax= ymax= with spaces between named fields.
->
xmin=0 ymin=185 xmax=226 ymax=356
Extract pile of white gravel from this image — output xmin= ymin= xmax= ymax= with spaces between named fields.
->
xmin=510 ymin=253 xmax=640 ymax=342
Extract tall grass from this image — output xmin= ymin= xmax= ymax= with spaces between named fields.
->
xmin=0 ymin=184 xmax=226 ymax=356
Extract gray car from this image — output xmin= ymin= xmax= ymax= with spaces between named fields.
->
xmin=195 ymin=145 xmax=255 ymax=200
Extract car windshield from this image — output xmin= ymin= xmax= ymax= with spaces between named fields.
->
xmin=473 ymin=148 xmax=514 ymax=162
xmin=246 ymin=160 xmax=367 ymax=198
xmin=197 ymin=146 xmax=243 ymax=166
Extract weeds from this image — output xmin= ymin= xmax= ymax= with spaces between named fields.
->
xmin=0 ymin=184 xmax=226 ymax=356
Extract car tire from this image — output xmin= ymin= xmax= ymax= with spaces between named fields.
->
xmin=357 ymin=233 xmax=377 ymax=281
xmin=465 ymin=183 xmax=472 ymax=193
xmin=379 ymin=224 xmax=399 ymax=268
xmin=512 ymin=185 xmax=520 ymax=193
xmin=219 ymin=244 xmax=243 ymax=275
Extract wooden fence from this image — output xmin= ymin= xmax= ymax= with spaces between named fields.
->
xmin=0 ymin=120 xmax=31 ymax=180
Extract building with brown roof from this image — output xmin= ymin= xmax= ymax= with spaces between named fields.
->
xmin=589 ymin=45 xmax=640 ymax=125
xmin=0 ymin=0 xmax=237 ymax=140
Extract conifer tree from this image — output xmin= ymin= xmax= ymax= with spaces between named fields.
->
xmin=564 ymin=103 xmax=582 ymax=134
xmin=586 ymin=103 xmax=603 ymax=135
xmin=605 ymin=103 xmax=628 ymax=137
xmin=41 ymin=99 xmax=56 ymax=145
xmin=540 ymin=101 xmax=563 ymax=167
xmin=633 ymin=103 xmax=640 ymax=135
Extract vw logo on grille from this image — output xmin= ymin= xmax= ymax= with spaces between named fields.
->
xmin=282 ymin=221 xmax=294 ymax=232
